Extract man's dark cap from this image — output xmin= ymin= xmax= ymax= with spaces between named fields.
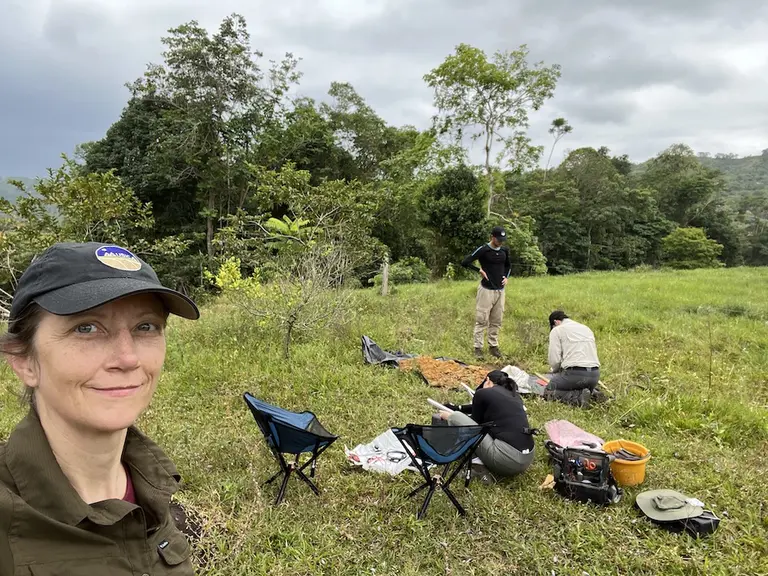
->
xmin=491 ymin=226 xmax=507 ymax=241
xmin=549 ymin=310 xmax=569 ymax=329
xmin=8 ymin=242 xmax=200 ymax=330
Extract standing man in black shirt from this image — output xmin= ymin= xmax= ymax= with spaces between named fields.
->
xmin=461 ymin=226 xmax=511 ymax=359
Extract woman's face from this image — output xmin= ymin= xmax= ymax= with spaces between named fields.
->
xmin=10 ymin=294 xmax=167 ymax=434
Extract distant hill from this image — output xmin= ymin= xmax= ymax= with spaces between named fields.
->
xmin=697 ymin=151 xmax=768 ymax=196
xmin=0 ymin=177 xmax=37 ymax=203
xmin=632 ymin=150 xmax=768 ymax=196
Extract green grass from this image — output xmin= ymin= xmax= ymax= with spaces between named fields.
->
xmin=2 ymin=267 xmax=768 ymax=575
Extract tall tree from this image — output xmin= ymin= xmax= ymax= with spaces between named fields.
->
xmin=543 ymin=117 xmax=572 ymax=181
xmin=84 ymin=96 xmax=200 ymax=231
xmin=128 ymin=13 xmax=300 ymax=260
xmin=319 ymin=82 xmax=415 ymax=182
xmin=641 ymin=143 xmax=725 ymax=226
xmin=420 ymin=165 xmax=487 ymax=272
xmin=424 ymin=43 xmax=561 ymax=216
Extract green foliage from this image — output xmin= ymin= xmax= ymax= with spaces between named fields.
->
xmin=124 ymin=14 xmax=301 ymax=260
xmin=371 ymin=257 xmax=430 ymax=287
xmin=697 ymin=150 xmax=768 ymax=196
xmin=421 ymin=165 xmax=487 ymax=272
xmin=640 ymin=144 xmax=726 ymax=226
xmin=0 ymin=177 xmax=36 ymax=203
xmin=210 ymin=162 xmax=385 ymax=283
xmin=661 ymin=227 xmax=724 ymax=269
xmin=7 ymin=13 xmax=766 ymax=299
xmin=543 ymin=117 xmax=573 ymax=176
xmin=502 ymin=215 xmax=548 ymax=276
xmin=211 ymin=241 xmax=354 ymax=358
xmin=425 ymin=43 xmax=560 ymax=214
xmin=506 ymin=148 xmax=674 ymax=274
xmin=372 ymin=130 xmax=467 ymax=264
xmin=733 ymin=191 xmax=768 ymax=265
xmin=0 ymin=156 xmax=158 ymax=288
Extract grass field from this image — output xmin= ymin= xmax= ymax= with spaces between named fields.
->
xmin=2 ymin=267 xmax=768 ymax=575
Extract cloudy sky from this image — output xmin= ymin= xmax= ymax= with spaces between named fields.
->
xmin=2 ymin=0 xmax=767 ymax=177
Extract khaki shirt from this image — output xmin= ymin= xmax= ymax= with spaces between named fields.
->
xmin=0 ymin=409 xmax=193 ymax=575
xmin=548 ymin=318 xmax=600 ymax=372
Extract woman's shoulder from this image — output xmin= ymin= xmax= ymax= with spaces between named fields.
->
xmin=0 ymin=433 xmax=19 ymax=495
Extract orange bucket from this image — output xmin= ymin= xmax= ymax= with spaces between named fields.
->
xmin=602 ymin=439 xmax=651 ymax=486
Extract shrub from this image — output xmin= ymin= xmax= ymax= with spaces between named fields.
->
xmin=371 ymin=257 xmax=430 ymax=287
xmin=661 ymin=227 xmax=724 ymax=269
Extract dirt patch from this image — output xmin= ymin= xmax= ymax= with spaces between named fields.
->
xmin=399 ymin=356 xmax=491 ymax=389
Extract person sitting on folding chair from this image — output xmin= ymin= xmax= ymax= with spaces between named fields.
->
xmin=437 ymin=370 xmax=534 ymax=477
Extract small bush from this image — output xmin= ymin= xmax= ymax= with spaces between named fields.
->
xmin=371 ymin=257 xmax=430 ymax=287
xmin=661 ymin=227 xmax=724 ymax=269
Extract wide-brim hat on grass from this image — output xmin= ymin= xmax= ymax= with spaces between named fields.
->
xmin=8 ymin=242 xmax=199 ymax=328
xmin=636 ymin=489 xmax=704 ymax=522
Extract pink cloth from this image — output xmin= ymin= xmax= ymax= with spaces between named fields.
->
xmin=545 ymin=419 xmax=604 ymax=449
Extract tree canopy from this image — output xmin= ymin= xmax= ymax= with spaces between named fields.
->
xmin=1 ymin=13 xmax=766 ymax=300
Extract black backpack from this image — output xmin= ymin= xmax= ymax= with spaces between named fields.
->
xmin=545 ymin=441 xmax=622 ymax=505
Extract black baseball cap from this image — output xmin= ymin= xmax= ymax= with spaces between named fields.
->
xmin=8 ymin=242 xmax=199 ymax=328
xmin=491 ymin=226 xmax=507 ymax=241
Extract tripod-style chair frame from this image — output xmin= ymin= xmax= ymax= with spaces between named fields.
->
xmin=244 ymin=392 xmax=339 ymax=505
xmin=392 ymin=423 xmax=490 ymax=519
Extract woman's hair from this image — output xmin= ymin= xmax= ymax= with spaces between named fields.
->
xmin=1 ymin=303 xmax=43 ymax=405
xmin=549 ymin=310 xmax=569 ymax=330
xmin=486 ymin=370 xmax=519 ymax=394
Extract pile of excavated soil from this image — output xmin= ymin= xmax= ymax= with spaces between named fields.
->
xmin=399 ymin=356 xmax=490 ymax=389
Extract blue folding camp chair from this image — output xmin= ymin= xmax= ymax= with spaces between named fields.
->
xmin=243 ymin=392 xmax=339 ymax=505
xmin=392 ymin=423 xmax=491 ymax=519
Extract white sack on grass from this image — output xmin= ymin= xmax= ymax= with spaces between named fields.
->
xmin=345 ymin=429 xmax=422 ymax=476
xmin=500 ymin=365 xmax=548 ymax=396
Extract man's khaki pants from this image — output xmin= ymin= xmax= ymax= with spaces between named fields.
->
xmin=473 ymin=285 xmax=505 ymax=349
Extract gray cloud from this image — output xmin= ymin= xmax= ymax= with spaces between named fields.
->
xmin=1 ymin=0 xmax=767 ymax=177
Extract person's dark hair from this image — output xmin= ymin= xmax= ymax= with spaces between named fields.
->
xmin=486 ymin=370 xmax=518 ymax=394
xmin=549 ymin=310 xmax=569 ymax=330
xmin=1 ymin=303 xmax=44 ymax=405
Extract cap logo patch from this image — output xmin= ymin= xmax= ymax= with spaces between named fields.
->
xmin=95 ymin=245 xmax=142 ymax=271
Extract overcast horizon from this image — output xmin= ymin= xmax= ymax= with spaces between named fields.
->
xmin=2 ymin=0 xmax=767 ymax=177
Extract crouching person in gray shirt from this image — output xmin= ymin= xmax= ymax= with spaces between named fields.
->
xmin=545 ymin=310 xmax=602 ymax=408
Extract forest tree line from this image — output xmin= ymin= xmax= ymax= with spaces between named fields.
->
xmin=1 ymin=13 xmax=767 ymax=300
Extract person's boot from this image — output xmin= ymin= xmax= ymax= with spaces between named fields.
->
xmin=591 ymin=387 xmax=608 ymax=404
xmin=474 ymin=347 xmax=484 ymax=359
xmin=489 ymin=346 xmax=502 ymax=358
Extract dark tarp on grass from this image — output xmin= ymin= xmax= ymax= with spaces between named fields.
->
xmin=361 ymin=335 xmax=417 ymax=366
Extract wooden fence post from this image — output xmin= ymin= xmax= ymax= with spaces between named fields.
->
xmin=381 ymin=256 xmax=389 ymax=296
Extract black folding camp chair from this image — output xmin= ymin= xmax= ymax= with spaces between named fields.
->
xmin=392 ymin=424 xmax=491 ymax=519
xmin=243 ymin=392 xmax=339 ymax=505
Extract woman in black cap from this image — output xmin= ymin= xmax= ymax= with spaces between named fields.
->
xmin=437 ymin=370 xmax=535 ymax=477
xmin=0 ymin=242 xmax=199 ymax=575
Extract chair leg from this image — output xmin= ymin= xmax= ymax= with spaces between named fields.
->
xmin=440 ymin=449 xmax=480 ymax=516
xmin=441 ymin=485 xmax=467 ymax=516
xmin=265 ymin=469 xmax=283 ymax=486
xmin=407 ymin=482 xmax=430 ymax=499
xmin=265 ymin=450 xmax=291 ymax=486
xmin=295 ymin=468 xmax=321 ymax=496
xmin=275 ymin=468 xmax=293 ymax=505
xmin=417 ymin=483 xmax=437 ymax=520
